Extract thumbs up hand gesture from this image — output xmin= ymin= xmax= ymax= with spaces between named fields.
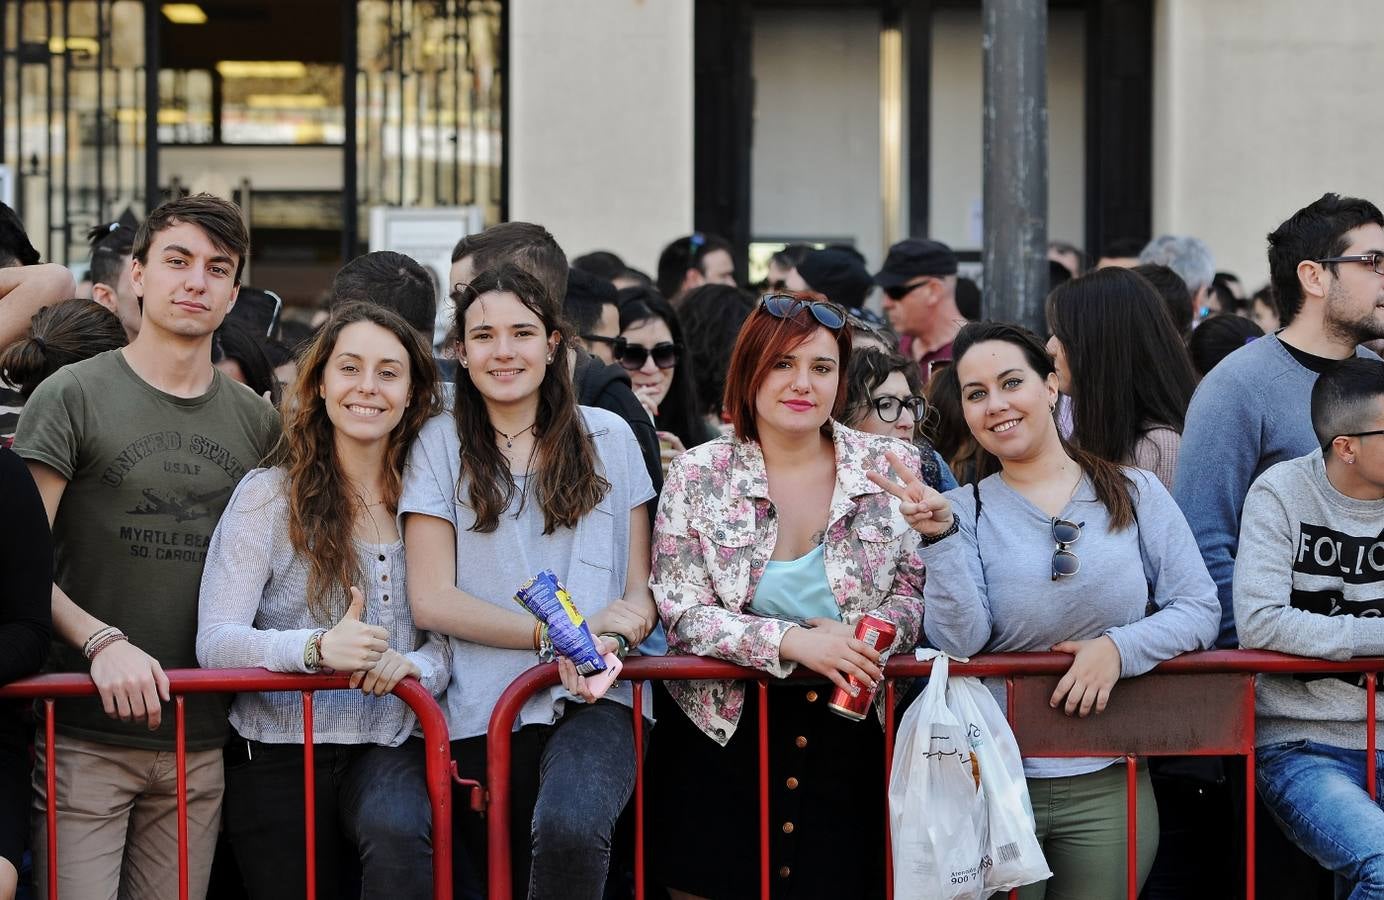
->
xmin=319 ymin=587 xmax=390 ymax=672
xmin=867 ymin=450 xmax=955 ymax=537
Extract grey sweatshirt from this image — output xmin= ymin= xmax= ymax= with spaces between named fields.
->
xmin=1233 ymin=451 xmax=1384 ymax=749
xmin=922 ymin=467 xmax=1220 ymax=777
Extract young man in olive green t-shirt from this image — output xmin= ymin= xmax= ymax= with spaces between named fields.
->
xmin=12 ymin=194 xmax=279 ymax=900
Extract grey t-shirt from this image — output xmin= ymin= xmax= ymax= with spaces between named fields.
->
xmin=921 ymin=467 xmax=1220 ymax=778
xmin=12 ymin=349 xmax=280 ymax=750
xmin=399 ymin=406 xmax=655 ymax=740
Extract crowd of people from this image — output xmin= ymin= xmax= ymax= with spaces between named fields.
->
xmin=0 ymin=187 xmax=1381 ymax=900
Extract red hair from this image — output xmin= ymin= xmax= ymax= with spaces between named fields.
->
xmin=723 ymin=291 xmax=853 ymax=443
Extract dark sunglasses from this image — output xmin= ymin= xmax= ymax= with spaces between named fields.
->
xmin=1051 ymin=517 xmax=1083 ymax=581
xmin=871 ymin=394 xmax=926 ymax=424
xmin=617 ymin=339 xmax=681 ymax=371
xmin=581 ymin=334 xmax=621 ymax=348
xmin=760 ymin=292 xmax=847 ymax=330
xmin=882 ymin=278 xmax=935 ymax=301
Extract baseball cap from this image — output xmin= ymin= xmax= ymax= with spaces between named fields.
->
xmin=873 ymin=239 xmax=958 ymax=288
xmin=796 ymin=248 xmax=873 ymax=310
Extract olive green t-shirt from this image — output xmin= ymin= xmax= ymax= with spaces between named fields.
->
xmin=13 ymin=349 xmax=281 ymax=750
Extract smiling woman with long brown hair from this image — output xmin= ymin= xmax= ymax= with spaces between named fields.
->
xmin=402 ymin=263 xmax=657 ymax=899
xmin=196 ymin=301 xmax=448 ymax=900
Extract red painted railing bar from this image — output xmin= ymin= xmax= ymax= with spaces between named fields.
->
xmin=757 ymin=680 xmax=770 ymax=900
xmin=6 ymin=671 xmax=454 ymax=900
xmin=632 ymin=680 xmax=645 ymax=900
xmin=44 ymin=699 xmax=56 ymax=900
xmin=389 ymin=678 xmax=454 ymax=900
xmin=1006 ymin=676 xmax=1018 ymax=900
xmin=484 ymin=664 xmax=559 ymax=900
xmin=176 ymin=697 xmax=189 ymax=900
xmin=883 ymin=679 xmax=896 ymax=900
xmin=1125 ymin=756 xmax=1137 ymax=899
xmin=1368 ymin=674 xmax=1377 ymax=802
xmin=1243 ymin=672 xmax=1257 ymax=900
xmin=302 ymin=692 xmax=317 ymax=900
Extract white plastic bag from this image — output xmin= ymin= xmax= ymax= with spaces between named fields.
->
xmin=888 ymin=652 xmax=988 ymax=900
xmin=944 ymin=666 xmax=1051 ymax=893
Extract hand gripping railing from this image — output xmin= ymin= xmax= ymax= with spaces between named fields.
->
xmin=0 ymin=669 xmax=456 ymax=900
xmin=484 ymin=650 xmax=1384 ymax=900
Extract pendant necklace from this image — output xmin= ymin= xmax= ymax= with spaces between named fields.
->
xmin=495 ymin=422 xmax=537 ymax=449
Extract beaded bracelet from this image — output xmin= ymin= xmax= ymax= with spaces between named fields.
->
xmin=82 ymin=625 xmax=122 ymax=659
xmin=85 ymin=630 xmax=128 ymax=660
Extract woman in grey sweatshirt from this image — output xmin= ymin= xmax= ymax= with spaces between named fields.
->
xmin=874 ymin=322 xmax=1219 ymax=900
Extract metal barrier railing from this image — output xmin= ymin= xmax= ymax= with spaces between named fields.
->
xmin=0 ymin=669 xmax=456 ymax=900
xmin=484 ymin=650 xmax=1383 ymax=900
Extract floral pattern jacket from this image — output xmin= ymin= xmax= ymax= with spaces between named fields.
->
xmin=651 ymin=422 xmax=926 ymax=745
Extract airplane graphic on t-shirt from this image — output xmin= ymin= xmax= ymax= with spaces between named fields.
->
xmin=128 ymin=485 xmax=233 ymax=523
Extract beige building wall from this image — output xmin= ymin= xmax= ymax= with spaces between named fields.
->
xmin=507 ymin=0 xmax=693 ymax=274
xmin=928 ymin=7 xmax=1086 ymax=254
xmin=751 ymin=7 xmax=885 ymax=270
xmin=1152 ymin=0 xmax=1384 ymax=289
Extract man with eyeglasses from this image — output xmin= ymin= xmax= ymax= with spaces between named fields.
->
xmin=1168 ymin=193 xmax=1384 ymax=900
xmin=1233 ymin=358 xmax=1384 ymax=899
xmin=1175 ymin=192 xmax=1384 ymax=651
xmin=872 ymin=238 xmax=964 ymax=377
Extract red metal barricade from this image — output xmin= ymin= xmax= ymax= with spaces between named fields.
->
xmin=484 ymin=650 xmax=1383 ymax=900
xmin=0 ymin=668 xmax=456 ymax=900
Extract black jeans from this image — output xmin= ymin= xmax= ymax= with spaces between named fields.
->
xmin=452 ymin=700 xmax=640 ymax=900
xmin=223 ymin=736 xmax=433 ymax=900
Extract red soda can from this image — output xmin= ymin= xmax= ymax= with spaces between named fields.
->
xmin=827 ymin=613 xmax=897 ymax=720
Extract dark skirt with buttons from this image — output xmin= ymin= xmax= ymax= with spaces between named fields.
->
xmin=644 ymin=681 xmax=887 ymax=899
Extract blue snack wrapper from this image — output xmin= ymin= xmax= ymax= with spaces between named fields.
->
xmin=515 ymin=570 xmax=608 ymax=676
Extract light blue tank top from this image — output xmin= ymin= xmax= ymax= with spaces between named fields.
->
xmin=747 ymin=543 xmax=841 ymax=623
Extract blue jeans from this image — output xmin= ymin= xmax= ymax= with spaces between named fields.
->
xmin=224 ymin=736 xmax=434 ymax=900
xmin=452 ymin=699 xmax=640 ymax=900
xmin=1256 ymin=739 xmax=1384 ymax=900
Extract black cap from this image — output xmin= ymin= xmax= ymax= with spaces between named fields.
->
xmin=797 ymin=248 xmax=873 ymax=309
xmin=873 ymin=238 xmax=958 ymax=288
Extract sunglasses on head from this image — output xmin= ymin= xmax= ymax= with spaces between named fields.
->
xmin=1051 ymin=517 xmax=1083 ymax=581
xmin=616 ymin=338 xmax=681 ymax=371
xmin=760 ymin=292 xmax=847 ymax=330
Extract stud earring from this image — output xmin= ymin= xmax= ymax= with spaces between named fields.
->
xmin=546 ymin=354 xmax=554 ymax=363
xmin=460 ymin=359 xmax=468 ymax=368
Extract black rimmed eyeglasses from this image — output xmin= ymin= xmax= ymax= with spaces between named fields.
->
xmin=1313 ymin=252 xmax=1384 ymax=276
xmin=760 ymin=292 xmax=847 ymax=330
xmin=1338 ymin=429 xmax=1384 ymax=440
xmin=1051 ymin=517 xmax=1084 ymax=581
xmin=871 ymin=394 xmax=926 ymax=424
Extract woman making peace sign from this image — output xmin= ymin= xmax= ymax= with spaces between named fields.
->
xmin=871 ymin=320 xmax=1219 ymax=900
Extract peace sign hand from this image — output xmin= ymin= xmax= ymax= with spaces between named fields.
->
xmin=867 ymin=450 xmax=955 ymax=538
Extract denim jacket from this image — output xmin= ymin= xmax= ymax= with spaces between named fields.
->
xmin=651 ymin=422 xmax=926 ymax=745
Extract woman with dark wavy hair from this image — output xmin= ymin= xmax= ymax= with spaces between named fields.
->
xmin=196 ymin=301 xmax=448 ymax=899
xmin=402 ymin=263 xmax=657 ymax=899
xmin=1045 ymin=267 xmax=1198 ymax=490
xmin=840 ymin=346 xmax=956 ymax=491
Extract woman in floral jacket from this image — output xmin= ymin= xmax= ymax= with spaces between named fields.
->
xmin=646 ymin=292 xmax=925 ymax=900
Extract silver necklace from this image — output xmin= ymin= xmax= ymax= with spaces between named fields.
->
xmin=495 ymin=422 xmax=537 ymax=449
